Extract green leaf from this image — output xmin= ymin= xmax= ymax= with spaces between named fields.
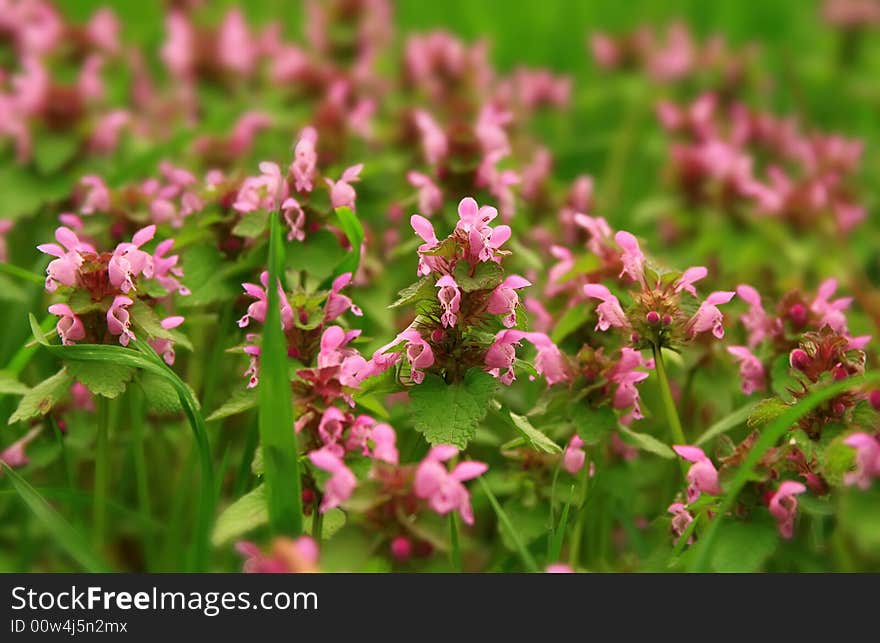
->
xmin=258 ymin=209 xmax=303 ymax=536
xmin=212 ymin=483 xmax=268 ymax=546
xmin=770 ymin=354 xmax=800 ymax=402
xmin=1 ymin=462 xmax=109 ymax=572
xmin=550 ymin=303 xmax=589 ymax=344
xmin=8 ymin=369 xmax=73 ymax=424
xmin=509 ymin=411 xmax=562 ymax=454
xmin=571 ymin=404 xmax=617 ymax=445
xmin=232 ymin=211 xmax=269 ymax=238
xmin=711 ymin=522 xmax=778 ymax=572
xmin=452 ymin=260 xmax=504 ymax=292
xmin=67 ymin=360 xmax=135 ymax=399
xmin=138 ymin=372 xmax=183 ymax=414
xmin=333 ymin=206 xmax=365 ymax=278
xmin=0 ymin=371 xmax=29 ymax=396
xmin=689 ymin=370 xmax=880 ymax=572
xmin=696 ymin=401 xmax=757 ymax=445
xmin=303 ymin=508 xmax=346 ymax=540
xmin=287 ymin=229 xmax=347 ymax=282
xmin=180 ymin=245 xmax=238 ymax=307
xmin=389 ymin=276 xmax=435 ymax=309
xmin=839 ymin=487 xmax=880 ymax=556
xmin=746 ymin=397 xmax=789 ymax=429
xmin=207 ymin=387 xmax=258 ymax=421
xmin=617 ymin=425 xmax=676 ymax=459
xmin=33 ymin=133 xmax=80 ymax=175
xmin=409 ymin=369 xmax=498 ymax=448
xmin=129 ymin=300 xmax=193 ymax=351
xmin=499 ymin=499 xmax=548 ymax=551
xmin=478 ymin=477 xmax=538 ymax=572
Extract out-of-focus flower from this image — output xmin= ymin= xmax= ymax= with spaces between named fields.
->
xmin=673 ymin=445 xmax=721 ymax=504
xmin=768 ymin=481 xmax=806 ymax=539
xmin=414 ymin=445 xmax=487 ymax=525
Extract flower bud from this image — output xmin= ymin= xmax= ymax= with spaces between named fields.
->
xmin=789 ymin=348 xmax=810 ymax=372
xmin=390 ymin=536 xmax=412 ymax=562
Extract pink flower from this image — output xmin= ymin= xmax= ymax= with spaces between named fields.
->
xmin=87 ymin=7 xmax=120 ymax=54
xmin=687 ymin=291 xmax=735 ymax=339
xmin=545 ymin=563 xmax=574 ymax=573
xmin=674 ymin=266 xmax=708 ymax=297
xmin=673 ymin=445 xmax=722 ymax=504
xmin=488 ymin=275 xmax=531 ymax=328
xmin=47 ymin=303 xmax=85 ymax=345
xmin=106 ymin=295 xmax=135 ymax=346
xmin=582 ymin=283 xmax=628 ymax=331
xmin=435 ymin=275 xmax=461 ymax=328
xmin=455 ymin=197 xmax=511 ymax=263
xmin=410 ymin=214 xmax=441 ymax=276
xmin=607 ymin=348 xmax=651 ymax=422
xmin=326 ymin=164 xmax=363 ymax=210
xmin=79 ymin=175 xmax=110 ymax=214
xmin=108 ymin=226 xmax=156 ymax=293
xmin=810 ymin=278 xmax=852 ymax=333
xmin=768 ymin=481 xmax=806 ymax=539
xmin=843 ymin=433 xmax=880 ymax=490
xmin=234 ymin=162 xmax=288 ymax=214
xmin=217 ymin=9 xmax=256 ymax=75
xmin=526 ymin=332 xmax=569 ymax=385
xmin=736 ymin=284 xmax=779 ymax=347
xmin=407 ymin=171 xmax=443 ymax=216
xmin=308 ymin=447 xmax=357 ymax=512
xmin=38 ymin=227 xmax=87 ymax=291
xmin=615 ymin=231 xmax=645 ymax=284
xmin=523 ymin=297 xmax=553 ymax=334
xmin=1 ymin=427 xmax=41 ymax=469
xmin=371 ymin=423 xmax=399 ymax=465
xmin=317 ymin=407 xmax=348 ymax=449
xmin=485 ymin=329 xmax=526 ymax=385
xmin=414 ymin=445 xmax=487 ymax=525
xmin=291 ymin=126 xmax=318 ymax=193
xmin=668 ymin=503 xmax=694 ymax=545
xmin=229 ymin=111 xmax=272 ymax=156
xmin=563 ymin=435 xmax=586 ymax=474
xmin=161 ymin=11 xmax=194 ymax=79
xmin=371 ymin=327 xmax=435 ymax=384
xmin=152 ymin=239 xmax=189 ymax=295
xmin=237 ymin=537 xmax=318 ymax=573
xmin=237 ymin=271 xmax=293 ymax=330
xmin=413 ymin=109 xmax=448 ymax=165
xmin=727 ymin=346 xmax=765 ymax=395
xmin=149 ymin=316 xmax=185 ymax=365
xmin=324 ymin=272 xmax=363 ymax=321
xmin=89 ymin=109 xmax=130 ymax=154
xmin=521 ymin=147 xmax=552 ymax=201
xmin=78 ymin=55 xmax=104 ymax=103
xmin=280 ymin=197 xmax=306 ymax=242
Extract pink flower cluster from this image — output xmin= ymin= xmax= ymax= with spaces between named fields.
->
xmin=38 ymin=225 xmax=186 ymax=358
xmin=659 ymin=93 xmax=866 ymax=233
xmin=582 ymin=230 xmax=735 ymax=346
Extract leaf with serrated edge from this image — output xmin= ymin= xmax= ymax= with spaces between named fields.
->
xmin=409 ymin=369 xmax=497 ymax=448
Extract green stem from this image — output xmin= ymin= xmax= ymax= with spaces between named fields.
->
xmin=312 ymin=496 xmax=323 ymax=541
xmin=568 ymin=454 xmax=591 ymax=568
xmin=93 ymin=396 xmax=110 ymax=550
xmin=130 ymin=387 xmax=153 ymax=570
xmin=652 ymin=344 xmax=689 ymax=476
xmin=449 ymin=512 xmax=462 ymax=572
xmin=0 ymin=262 xmax=45 ymax=285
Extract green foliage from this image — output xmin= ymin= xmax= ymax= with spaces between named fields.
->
xmin=409 ymin=369 xmax=498 ymax=448
xmin=509 ymin=411 xmax=562 ymax=454
xmin=207 ymin=388 xmax=258 ymax=421
xmin=710 ymin=522 xmax=778 ymax=572
xmin=572 ymin=404 xmax=618 ymax=446
xmin=453 ymin=260 xmax=504 ymax=292
xmin=617 ymin=425 xmax=676 ymax=459
xmin=67 ymin=361 xmax=135 ymax=399
xmin=8 ymin=369 xmax=73 ymax=424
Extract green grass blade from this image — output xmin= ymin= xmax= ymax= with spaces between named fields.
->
xmin=688 ymin=372 xmax=880 ymax=572
xmin=1 ymin=462 xmax=110 ymax=572
xmin=258 ymin=209 xmax=302 ymax=536
xmin=332 ymin=206 xmax=365 ymax=278
xmin=36 ymin=338 xmax=215 ymax=571
xmin=695 ymin=401 xmax=758 ymax=446
xmin=478 ymin=477 xmax=539 ymax=572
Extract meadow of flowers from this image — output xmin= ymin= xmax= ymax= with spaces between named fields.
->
xmin=1 ymin=0 xmax=879 ymax=574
